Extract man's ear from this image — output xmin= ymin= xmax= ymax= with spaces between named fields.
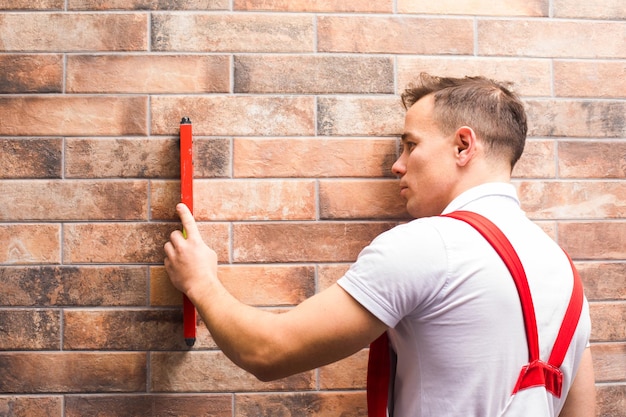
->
xmin=455 ymin=126 xmax=477 ymax=167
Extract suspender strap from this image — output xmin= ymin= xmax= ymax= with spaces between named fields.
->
xmin=443 ymin=211 xmax=540 ymax=362
xmin=548 ymin=254 xmax=584 ymax=368
xmin=442 ymin=211 xmax=584 ymax=398
xmin=367 ymin=332 xmax=390 ymax=417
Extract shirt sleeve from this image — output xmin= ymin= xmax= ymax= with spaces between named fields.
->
xmin=337 ymin=220 xmax=449 ymax=328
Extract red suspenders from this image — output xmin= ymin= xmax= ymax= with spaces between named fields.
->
xmin=444 ymin=211 xmax=584 ymax=397
xmin=367 ymin=332 xmax=391 ymax=417
xmin=367 ymin=211 xmax=584 ymax=416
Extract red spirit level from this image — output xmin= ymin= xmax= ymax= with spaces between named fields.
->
xmin=180 ymin=116 xmax=197 ymax=347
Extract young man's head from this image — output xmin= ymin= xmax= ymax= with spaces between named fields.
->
xmin=392 ymin=73 xmax=527 ymax=219
xmin=401 ymin=73 xmax=527 ymax=170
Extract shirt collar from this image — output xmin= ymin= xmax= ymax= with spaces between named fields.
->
xmin=441 ymin=182 xmax=520 ymax=214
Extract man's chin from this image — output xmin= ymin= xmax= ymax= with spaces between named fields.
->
xmin=405 ymin=205 xmax=425 ymax=219
xmin=406 ymin=204 xmax=440 ymax=219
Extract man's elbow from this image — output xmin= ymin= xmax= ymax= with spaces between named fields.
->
xmin=233 ymin=347 xmax=293 ymax=382
xmin=250 ymin=366 xmax=284 ymax=382
xmin=244 ymin=358 xmax=295 ymax=382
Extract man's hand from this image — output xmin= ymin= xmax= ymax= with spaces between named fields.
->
xmin=164 ymin=203 xmax=217 ymax=299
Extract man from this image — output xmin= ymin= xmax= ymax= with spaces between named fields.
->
xmin=164 ymin=74 xmax=595 ymax=416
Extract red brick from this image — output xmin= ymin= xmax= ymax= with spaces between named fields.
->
xmin=320 ymin=179 xmax=408 ymax=220
xmin=536 ymin=221 xmax=557 ymax=241
xmin=192 ymin=138 xmax=232 ymax=178
xmin=590 ymin=302 xmax=626 ymax=342
xmin=150 ymin=351 xmax=315 ymax=392
xmin=596 ymin=385 xmax=626 ymax=417
xmin=143 ymin=181 xmax=174 ymax=219
xmin=65 ymin=138 xmax=177 ymax=178
xmin=195 ymin=223 xmax=231 ymax=263
xmin=150 ymin=266 xmax=181 ymax=306
xmin=318 ymin=16 xmax=473 ymax=54
xmin=512 ymin=140 xmax=556 ymax=179
xmin=65 ymin=137 xmax=229 ymax=179
xmin=318 ymin=97 xmax=404 ymax=136
xmin=66 ymin=395 xmax=152 ymax=417
xmin=525 ymin=100 xmax=626 ymax=138
xmin=0 ymin=138 xmax=62 ymax=179
xmin=234 ymin=0 xmax=391 ymax=12
xmin=235 ymin=392 xmax=367 ymax=416
xmin=558 ymin=140 xmax=626 ymax=179
xmin=478 ymin=20 xmax=626 ymax=58
xmin=398 ymin=0 xmax=547 ymax=16
xmin=0 ymin=396 xmax=62 ymax=417
xmin=63 ymin=309 xmax=192 ymax=350
xmin=0 ymin=352 xmax=146 ymax=393
xmin=0 ymin=54 xmax=62 ymax=93
xmin=0 ymin=266 xmax=147 ymax=306
xmin=553 ymin=0 xmax=626 ymax=19
xmin=592 ymin=343 xmax=626 ymax=383
xmin=575 ymin=262 xmax=626 ymax=301
xmin=398 ymin=57 xmax=552 ymax=97
xmin=0 ymin=0 xmax=62 ymax=9
xmin=220 ymin=265 xmax=315 ymax=305
xmin=517 ymin=181 xmax=626 ymax=219
xmin=0 ymin=180 xmax=148 ymax=221
xmin=559 ymin=222 xmax=626 ymax=259
xmin=234 ymin=137 xmax=397 ymax=178
xmin=234 ymin=55 xmax=393 ymax=94
xmin=0 ymin=224 xmax=60 ymax=265
xmin=69 ymin=0 xmax=229 ymax=10
xmin=0 ymin=13 xmax=147 ymax=51
xmin=67 ymin=55 xmax=230 ymax=93
xmin=151 ymin=264 xmax=314 ymax=307
xmin=152 ymin=13 xmax=314 ymax=52
xmin=233 ymin=222 xmax=396 ymax=262
xmin=318 ymin=264 xmax=350 ymax=291
xmin=151 ymin=96 xmax=315 ymax=136
xmin=152 ymin=179 xmax=316 ymax=221
xmin=319 ymin=349 xmax=367 ymax=389
xmin=554 ymin=60 xmax=626 ymax=98
xmin=0 ymin=96 xmax=148 ymax=136
xmin=63 ymin=222 xmax=229 ymax=263
xmin=65 ymin=394 xmax=233 ymax=417
xmin=153 ymin=395 xmax=232 ymax=416
xmin=130 ymin=320 xmax=223 ymax=351
xmin=0 ymin=309 xmax=60 ymax=349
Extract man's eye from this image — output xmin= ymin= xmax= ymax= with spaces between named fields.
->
xmin=399 ymin=141 xmax=416 ymax=154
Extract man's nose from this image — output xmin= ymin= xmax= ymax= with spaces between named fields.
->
xmin=391 ymin=155 xmax=406 ymax=177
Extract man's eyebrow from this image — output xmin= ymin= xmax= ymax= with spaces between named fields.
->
xmin=401 ymin=133 xmax=417 ymax=142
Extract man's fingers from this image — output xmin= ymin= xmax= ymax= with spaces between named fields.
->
xmin=176 ymin=203 xmax=199 ymax=239
xmin=164 ymin=240 xmax=175 ymax=257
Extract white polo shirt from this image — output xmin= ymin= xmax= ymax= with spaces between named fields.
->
xmin=338 ymin=182 xmax=591 ymax=417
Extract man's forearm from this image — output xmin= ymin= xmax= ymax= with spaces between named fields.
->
xmin=188 ymin=281 xmax=386 ymax=382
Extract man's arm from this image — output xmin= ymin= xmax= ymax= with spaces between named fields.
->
xmin=164 ymin=203 xmax=387 ymax=381
xmin=559 ymin=347 xmax=596 ymax=417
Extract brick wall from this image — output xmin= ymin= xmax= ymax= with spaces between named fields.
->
xmin=0 ymin=0 xmax=624 ymax=416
